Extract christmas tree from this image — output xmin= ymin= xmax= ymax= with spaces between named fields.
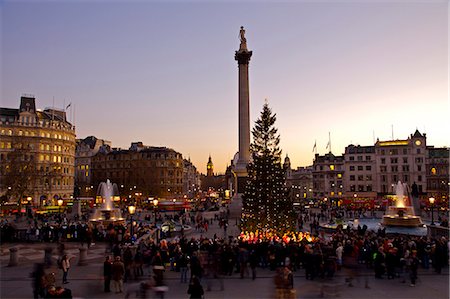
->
xmin=241 ymin=102 xmax=296 ymax=237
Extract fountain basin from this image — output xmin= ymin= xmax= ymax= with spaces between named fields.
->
xmin=382 ymin=215 xmax=423 ymax=227
xmin=382 ymin=206 xmax=423 ymax=227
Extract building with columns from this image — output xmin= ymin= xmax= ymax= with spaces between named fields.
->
xmin=311 ymin=130 xmax=447 ymax=209
xmin=0 ymin=95 xmax=76 ymax=206
xmin=90 ymin=142 xmax=184 ymax=200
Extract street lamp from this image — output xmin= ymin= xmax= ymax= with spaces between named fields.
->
xmin=429 ymin=197 xmax=435 ymax=226
xmin=128 ymin=205 xmax=136 ymax=241
xmin=153 ymin=199 xmax=159 ymax=220
xmin=153 ymin=199 xmax=159 ymax=243
xmin=57 ymin=199 xmax=63 ymax=213
xmin=172 ymin=198 xmax=176 ymax=212
xmin=26 ymin=197 xmax=32 ymax=217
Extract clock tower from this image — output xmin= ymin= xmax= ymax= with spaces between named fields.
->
xmin=207 ymin=155 xmax=214 ymax=177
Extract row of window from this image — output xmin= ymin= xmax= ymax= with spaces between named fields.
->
xmin=0 ymin=128 xmax=74 ymax=141
xmin=380 ymin=174 xmax=422 ymax=183
xmin=349 ymin=185 xmax=373 ymax=192
xmin=348 ymin=155 xmax=372 ymax=161
xmin=349 ymin=175 xmax=373 ymax=181
xmin=378 ymin=148 xmax=422 ymax=155
xmin=349 ymin=165 xmax=372 ymax=171
xmin=380 ymin=157 xmax=424 ymax=164
xmin=381 ymin=184 xmax=423 ymax=193
xmin=380 ymin=165 xmax=412 ymax=172
xmin=38 ymin=154 xmax=72 ymax=163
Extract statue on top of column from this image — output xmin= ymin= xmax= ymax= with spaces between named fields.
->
xmin=239 ymin=26 xmax=247 ymax=51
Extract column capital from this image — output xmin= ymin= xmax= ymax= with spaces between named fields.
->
xmin=235 ymin=50 xmax=253 ymax=65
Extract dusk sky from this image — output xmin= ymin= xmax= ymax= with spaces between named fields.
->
xmin=1 ymin=1 xmax=448 ymax=174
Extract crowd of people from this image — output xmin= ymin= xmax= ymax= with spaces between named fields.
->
xmin=10 ymin=205 xmax=450 ymax=299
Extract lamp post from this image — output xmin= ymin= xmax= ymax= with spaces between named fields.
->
xmin=27 ymin=196 xmax=32 ymax=217
xmin=153 ymin=199 xmax=159 ymax=243
xmin=128 ymin=205 xmax=136 ymax=241
xmin=153 ymin=199 xmax=159 ymax=222
xmin=57 ymin=199 xmax=63 ymax=214
xmin=429 ymin=197 xmax=435 ymax=226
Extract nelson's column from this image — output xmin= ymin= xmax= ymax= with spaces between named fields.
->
xmin=233 ymin=26 xmax=252 ymax=194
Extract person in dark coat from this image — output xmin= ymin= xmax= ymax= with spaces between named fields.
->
xmin=373 ymin=247 xmax=386 ymax=279
xmin=408 ymin=250 xmax=420 ymax=286
xmin=111 ymin=256 xmax=125 ymax=294
xmin=187 ymin=276 xmax=204 ymax=299
xmin=103 ymin=256 xmax=112 ymax=292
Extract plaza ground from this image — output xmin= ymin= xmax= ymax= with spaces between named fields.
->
xmin=1 ymin=210 xmax=449 ymax=299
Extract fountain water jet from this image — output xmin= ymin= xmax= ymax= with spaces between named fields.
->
xmin=382 ymin=181 xmax=423 ymax=227
xmin=90 ymin=179 xmax=124 ymax=225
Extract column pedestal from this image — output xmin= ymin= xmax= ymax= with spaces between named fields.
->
xmin=8 ymin=248 xmax=18 ymax=267
xmin=78 ymin=247 xmax=87 ymax=266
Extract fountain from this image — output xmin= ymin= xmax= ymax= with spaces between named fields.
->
xmin=90 ymin=179 xmax=125 ymax=225
xmin=382 ymin=181 xmax=423 ymax=227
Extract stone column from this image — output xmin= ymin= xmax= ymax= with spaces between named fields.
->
xmin=78 ymin=247 xmax=87 ymax=266
xmin=8 ymin=248 xmax=18 ymax=267
xmin=234 ymin=27 xmax=253 ymax=194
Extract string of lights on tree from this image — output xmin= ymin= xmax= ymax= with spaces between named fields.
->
xmin=241 ymin=102 xmax=296 ymax=237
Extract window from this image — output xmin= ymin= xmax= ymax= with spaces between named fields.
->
xmin=381 ymin=158 xmax=386 ymax=164
xmin=357 ymin=166 xmax=363 ymax=171
xmin=403 ymin=149 xmax=408 ymax=155
xmin=418 ymin=175 xmax=422 ymax=182
xmin=358 ymin=185 xmax=364 ymax=192
xmin=402 ymin=165 xmax=409 ymax=171
xmin=403 ymin=157 xmax=408 ymax=164
xmin=390 ymin=158 xmax=398 ymax=164
xmin=381 ymin=175 xmax=386 ymax=182
xmin=366 ymin=175 xmax=372 ymax=181
xmin=366 ymin=166 xmax=372 ymax=171
xmin=358 ymin=175 xmax=364 ymax=181
xmin=391 ymin=166 xmax=398 ymax=172
xmin=349 ymin=156 xmax=355 ymax=161
xmin=367 ymin=185 xmax=372 ymax=192
xmin=416 ymin=149 xmax=421 ymax=154
xmin=357 ymin=156 xmax=363 ymax=161
xmin=380 ymin=166 xmax=387 ymax=172
xmin=350 ymin=185 xmax=356 ymax=191
xmin=350 ymin=175 xmax=355 ymax=181
xmin=431 ymin=167 xmax=437 ymax=175
xmin=366 ymin=156 xmax=371 ymax=161
xmin=418 ymin=165 xmax=422 ymax=171
xmin=403 ymin=175 xmax=409 ymax=182
xmin=337 ymin=173 xmax=342 ymax=178
xmin=330 ymin=165 xmax=335 ymax=171
xmin=350 ymin=166 xmax=355 ymax=171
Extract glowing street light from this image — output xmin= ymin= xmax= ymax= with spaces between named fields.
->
xmin=429 ymin=197 xmax=435 ymax=226
xmin=128 ymin=205 xmax=136 ymax=241
xmin=57 ymin=199 xmax=63 ymax=213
